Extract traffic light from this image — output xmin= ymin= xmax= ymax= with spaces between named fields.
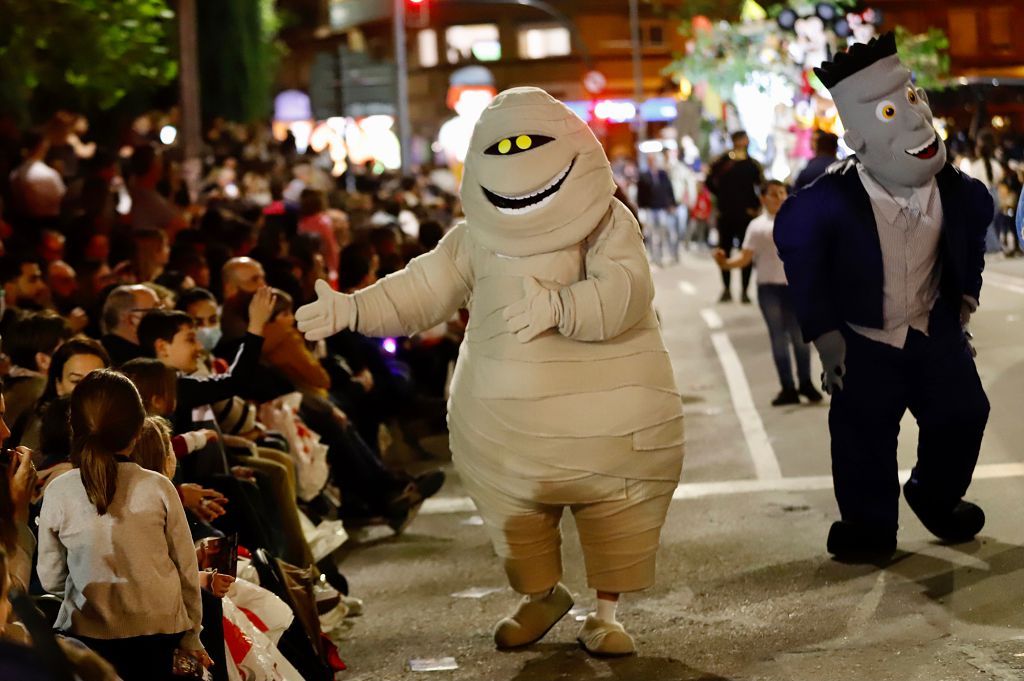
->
xmin=408 ymin=0 xmax=430 ymax=28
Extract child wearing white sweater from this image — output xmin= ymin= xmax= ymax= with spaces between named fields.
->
xmin=36 ymin=370 xmax=210 ymax=680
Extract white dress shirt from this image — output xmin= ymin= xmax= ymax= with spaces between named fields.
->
xmin=848 ymin=165 xmax=943 ymax=349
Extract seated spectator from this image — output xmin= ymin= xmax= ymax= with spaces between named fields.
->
xmin=261 ymin=288 xmax=330 ymax=397
xmin=36 ymin=370 xmax=211 ymax=678
xmin=130 ymin=228 xmax=171 ymax=283
xmin=0 ymin=253 xmax=50 ymax=328
xmin=2 ymin=312 xmax=71 ymax=436
xmin=99 ymin=284 xmax=159 ymax=366
xmin=14 ymin=336 xmax=109 ymax=451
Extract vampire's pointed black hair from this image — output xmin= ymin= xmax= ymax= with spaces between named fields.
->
xmin=813 ymin=32 xmax=898 ymax=89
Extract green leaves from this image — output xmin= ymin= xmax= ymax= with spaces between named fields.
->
xmin=0 ymin=0 xmax=177 ymax=122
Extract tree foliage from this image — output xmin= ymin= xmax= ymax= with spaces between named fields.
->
xmin=197 ymin=0 xmax=284 ymax=124
xmin=0 ymin=0 xmax=178 ymax=123
xmin=666 ymin=2 xmax=951 ymax=96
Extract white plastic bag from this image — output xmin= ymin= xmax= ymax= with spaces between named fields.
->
xmin=257 ymin=393 xmax=330 ymax=501
xmin=222 ymin=596 xmax=304 ymax=681
xmin=227 ymin=577 xmax=294 ymax=645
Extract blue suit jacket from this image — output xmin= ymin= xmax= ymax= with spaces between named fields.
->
xmin=774 ymin=160 xmax=994 ymax=343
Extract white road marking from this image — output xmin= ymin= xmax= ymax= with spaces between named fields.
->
xmin=709 ymin=330 xmax=783 ymax=480
xmin=985 ymin=272 xmax=1024 ymax=295
xmin=678 ymin=280 xmax=697 ymax=296
xmin=421 ymin=463 xmax=1024 ymax=515
xmin=700 ymin=308 xmax=724 ymax=330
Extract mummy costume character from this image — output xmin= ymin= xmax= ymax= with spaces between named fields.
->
xmin=296 ymin=87 xmax=684 ymax=656
xmin=775 ymin=34 xmax=994 ymax=561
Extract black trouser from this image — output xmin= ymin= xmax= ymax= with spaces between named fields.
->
xmin=718 ymin=212 xmax=754 ymax=295
xmin=828 ymin=308 xmax=989 ymax=532
xmin=73 ymin=632 xmax=183 ymax=681
xmin=301 ymin=404 xmax=405 ymax=513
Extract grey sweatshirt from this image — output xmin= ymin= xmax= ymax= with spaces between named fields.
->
xmin=36 ymin=462 xmax=204 ymax=649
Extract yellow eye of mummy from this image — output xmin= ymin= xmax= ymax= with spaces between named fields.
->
xmin=484 ymin=134 xmax=555 ymax=156
xmin=906 ymin=88 xmax=918 ymax=104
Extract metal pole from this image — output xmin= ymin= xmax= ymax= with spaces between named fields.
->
xmin=628 ymin=0 xmax=646 ymax=146
xmin=393 ymin=0 xmax=413 ymax=171
xmin=178 ymin=0 xmax=202 ymax=201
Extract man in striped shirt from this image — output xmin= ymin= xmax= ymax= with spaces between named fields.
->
xmin=775 ymin=33 xmax=994 ymax=562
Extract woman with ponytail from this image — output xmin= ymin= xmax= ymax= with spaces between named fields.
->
xmin=36 ymin=370 xmax=211 ymax=680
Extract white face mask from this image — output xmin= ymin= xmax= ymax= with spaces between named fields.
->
xmin=196 ymin=325 xmax=223 ymax=352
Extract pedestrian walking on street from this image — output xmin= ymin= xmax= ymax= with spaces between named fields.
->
xmin=707 ymin=130 xmax=763 ymax=303
xmin=714 ymin=180 xmax=823 ymax=406
xmin=637 ymin=152 xmax=679 ymax=267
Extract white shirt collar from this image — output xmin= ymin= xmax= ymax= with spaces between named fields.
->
xmin=857 ymin=164 xmax=938 ymax=225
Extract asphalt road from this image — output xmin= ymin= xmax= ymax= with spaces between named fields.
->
xmin=328 ymin=251 xmax=1024 ymax=681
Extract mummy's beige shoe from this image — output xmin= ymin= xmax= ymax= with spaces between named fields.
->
xmin=493 ymin=583 xmax=573 ymax=649
xmin=576 ymin=614 xmax=636 ymax=657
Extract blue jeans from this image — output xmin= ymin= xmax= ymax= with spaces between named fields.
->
xmin=642 ymin=208 xmax=679 ymax=264
xmin=757 ymin=284 xmax=811 ymax=390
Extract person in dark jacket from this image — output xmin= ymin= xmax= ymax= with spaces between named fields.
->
xmin=793 ymin=131 xmax=839 ymax=191
xmin=707 ymin=130 xmax=763 ymax=302
xmin=636 ymin=152 xmax=679 ymax=266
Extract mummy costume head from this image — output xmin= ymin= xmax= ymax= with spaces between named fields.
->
xmin=816 ymin=32 xmax=946 ymax=190
xmin=461 ymin=87 xmax=616 ymax=257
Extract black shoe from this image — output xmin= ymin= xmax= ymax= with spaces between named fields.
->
xmin=903 ymin=480 xmax=985 ymax=543
xmin=413 ymin=470 xmax=446 ymax=500
xmin=719 ymin=290 xmax=732 ymax=303
xmin=771 ymin=388 xmax=801 ymax=406
xmin=316 ymin=558 xmax=350 ymax=595
xmin=826 ymin=521 xmax=897 ymax=563
xmin=740 ymin=292 xmax=752 ymax=304
xmin=798 ymin=383 xmax=823 ymax=403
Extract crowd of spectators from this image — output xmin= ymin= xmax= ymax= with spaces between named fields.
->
xmin=0 ymin=114 xmax=466 ymax=680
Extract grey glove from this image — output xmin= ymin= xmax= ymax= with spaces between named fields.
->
xmin=813 ymin=329 xmax=847 ymax=395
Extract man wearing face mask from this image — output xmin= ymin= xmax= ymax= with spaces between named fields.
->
xmin=775 ymin=33 xmax=994 ymax=562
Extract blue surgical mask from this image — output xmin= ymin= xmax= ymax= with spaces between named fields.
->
xmin=196 ymin=325 xmax=223 ymax=352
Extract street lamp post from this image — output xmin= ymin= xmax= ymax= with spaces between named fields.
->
xmin=177 ymin=0 xmax=202 ymax=201
xmin=628 ymin=0 xmax=646 ymax=144
xmin=393 ymin=0 xmax=414 ymax=172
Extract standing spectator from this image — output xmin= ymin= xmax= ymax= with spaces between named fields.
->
xmin=127 ymin=145 xmax=188 ymax=236
xmin=707 ymin=130 xmax=763 ymax=303
xmin=714 ymin=181 xmax=822 ymax=406
xmin=37 ymin=370 xmax=211 ymax=679
xmin=636 ymin=153 xmax=679 ymax=266
xmin=793 ymin=131 xmax=839 ymax=191
xmin=960 ymin=130 xmax=1004 ymax=253
xmin=99 ymin=284 xmax=160 ymax=366
xmin=298 ymin=189 xmax=340 ymax=281
xmin=7 ymin=131 xmax=65 ymax=227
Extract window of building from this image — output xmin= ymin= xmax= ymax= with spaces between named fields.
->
xmin=445 ymin=24 xmax=501 ymax=63
xmin=948 ymin=8 xmax=979 ymax=57
xmin=417 ymin=29 xmax=438 ymax=68
xmin=641 ymin=21 xmax=666 ymax=48
xmin=517 ymin=24 xmax=571 ymax=60
xmin=988 ymin=6 xmax=1013 ymax=52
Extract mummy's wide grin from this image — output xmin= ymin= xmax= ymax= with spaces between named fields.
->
xmin=481 ymin=158 xmax=576 ymax=215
